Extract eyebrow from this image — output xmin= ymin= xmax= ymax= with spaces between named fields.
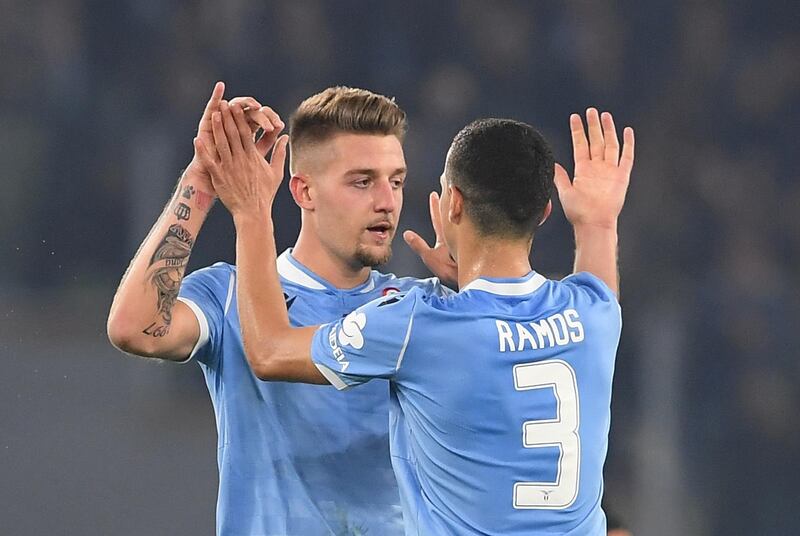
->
xmin=345 ymin=168 xmax=407 ymax=177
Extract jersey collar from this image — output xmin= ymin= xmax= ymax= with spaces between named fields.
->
xmin=277 ymin=249 xmax=377 ymax=294
xmin=460 ymin=271 xmax=547 ymax=296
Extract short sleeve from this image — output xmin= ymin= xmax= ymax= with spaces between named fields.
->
xmin=561 ymin=272 xmax=619 ymax=305
xmin=561 ymin=272 xmax=622 ymax=336
xmin=177 ymin=262 xmax=235 ymax=366
xmin=311 ymin=289 xmax=420 ymax=390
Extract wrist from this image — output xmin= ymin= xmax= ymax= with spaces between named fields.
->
xmin=233 ymin=209 xmax=272 ymax=229
xmin=573 ymin=222 xmax=618 ymax=249
xmin=572 ymin=220 xmax=618 ymax=234
xmin=175 ymin=169 xmax=217 ymax=212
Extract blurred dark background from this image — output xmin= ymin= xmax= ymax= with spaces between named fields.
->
xmin=2 ymin=1 xmax=798 ymax=534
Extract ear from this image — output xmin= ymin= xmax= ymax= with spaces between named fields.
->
xmin=538 ymin=200 xmax=552 ymax=226
xmin=289 ymin=175 xmax=314 ymax=210
xmin=447 ymin=185 xmax=464 ymax=224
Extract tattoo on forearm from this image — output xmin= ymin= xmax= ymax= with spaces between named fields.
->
xmin=142 ymin=223 xmax=194 ymax=337
xmin=180 ymin=183 xmax=213 ymax=211
xmin=174 ymin=202 xmax=191 ymax=221
xmin=195 ymin=190 xmax=213 ymax=210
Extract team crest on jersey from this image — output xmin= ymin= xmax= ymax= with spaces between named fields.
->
xmin=382 ymin=287 xmax=400 ymax=296
xmin=338 ymin=311 xmax=367 ymax=350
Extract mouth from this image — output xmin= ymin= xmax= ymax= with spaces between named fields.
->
xmin=366 ymin=222 xmax=393 ymax=241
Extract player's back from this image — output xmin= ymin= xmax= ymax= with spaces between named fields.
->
xmin=392 ymin=272 xmax=620 ymax=535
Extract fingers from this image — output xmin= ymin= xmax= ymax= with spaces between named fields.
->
xmin=429 ymin=191 xmax=445 ymax=241
xmin=553 ymin=163 xmax=572 ymax=196
xmin=586 ymin=108 xmax=604 ymax=160
xmin=232 ymin=104 xmax=255 ymax=153
xmin=269 ymin=135 xmax=289 ymax=176
xmin=258 ymin=105 xmax=284 ymax=132
xmin=194 ymin=137 xmax=218 ymax=176
xmin=619 ymin=127 xmax=635 ymax=175
xmin=570 ymin=113 xmax=590 ymax=164
xmin=212 ymin=109 xmax=232 ymax=163
xmin=602 ymin=112 xmax=620 ymax=165
xmin=255 ymin=129 xmax=280 ymax=157
xmin=230 ymin=97 xmax=272 ymax=133
xmin=200 ymin=82 xmax=225 ymax=124
xmin=220 ymin=101 xmax=244 ymax=155
xmin=252 ymin=106 xmax=285 ymax=156
xmin=403 ymin=230 xmax=433 ymax=257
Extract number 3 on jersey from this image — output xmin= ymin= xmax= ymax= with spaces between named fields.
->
xmin=513 ymin=360 xmax=580 ymax=509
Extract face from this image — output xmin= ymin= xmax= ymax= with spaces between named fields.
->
xmin=302 ymin=133 xmax=406 ymax=268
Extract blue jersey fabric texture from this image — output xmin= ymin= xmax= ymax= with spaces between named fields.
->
xmin=312 ymin=271 xmax=621 ymax=536
xmin=177 ymin=249 xmax=451 ymax=536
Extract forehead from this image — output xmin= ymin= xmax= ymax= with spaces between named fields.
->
xmin=318 ymin=132 xmax=405 ymax=172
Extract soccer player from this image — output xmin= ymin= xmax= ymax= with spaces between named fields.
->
xmin=107 ymin=82 xmax=455 ymax=535
xmin=198 ymin=103 xmax=634 ymax=534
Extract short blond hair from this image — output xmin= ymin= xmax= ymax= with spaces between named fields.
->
xmin=289 ymin=86 xmax=407 ymax=155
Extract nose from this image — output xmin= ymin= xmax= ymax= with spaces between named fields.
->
xmin=373 ymin=179 xmax=399 ymax=214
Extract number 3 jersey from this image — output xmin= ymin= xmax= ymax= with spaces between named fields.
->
xmin=177 ymin=250 xmax=451 ymax=536
xmin=311 ymin=271 xmax=621 ymax=536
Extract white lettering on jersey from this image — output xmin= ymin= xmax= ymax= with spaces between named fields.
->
xmin=496 ymin=309 xmax=585 ymax=352
xmin=328 ymin=328 xmax=350 ymax=372
xmin=564 ymin=309 xmax=584 ymax=342
xmin=338 ymin=311 xmax=367 ymax=350
xmin=516 ymin=322 xmax=539 ymax=351
xmin=530 ymin=319 xmax=554 ymax=348
xmin=496 ymin=320 xmax=516 ymax=352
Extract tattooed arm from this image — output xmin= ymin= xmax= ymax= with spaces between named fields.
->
xmin=107 ymin=82 xmax=285 ymax=361
xmin=106 ymin=171 xmax=214 ymax=360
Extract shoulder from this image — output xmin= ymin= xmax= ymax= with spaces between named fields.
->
xmin=180 ymin=262 xmax=237 ymax=310
xmin=558 ymin=272 xmax=618 ymax=304
xmin=373 ymin=271 xmax=455 ymax=297
xmin=340 ymin=287 xmax=426 ymax=342
xmin=360 ymin=285 xmax=425 ymax=316
xmin=186 ymin=261 xmax=236 ymax=283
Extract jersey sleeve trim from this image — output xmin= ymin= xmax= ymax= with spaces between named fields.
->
xmin=394 ymin=314 xmax=415 ymax=372
xmin=314 ymin=363 xmax=350 ymax=391
xmin=176 ymin=297 xmax=210 ymax=363
xmin=223 ymin=271 xmax=236 ymax=315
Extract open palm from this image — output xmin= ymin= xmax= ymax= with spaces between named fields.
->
xmin=555 ymin=108 xmax=634 ymax=230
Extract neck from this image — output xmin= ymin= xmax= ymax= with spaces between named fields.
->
xmin=456 ymin=234 xmax=533 ymax=289
xmin=292 ymin=227 xmax=372 ymax=289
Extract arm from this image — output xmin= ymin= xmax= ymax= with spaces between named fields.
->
xmin=107 ymin=82 xmax=284 ymax=361
xmin=554 ymin=108 xmax=635 ymax=296
xmin=196 ymin=100 xmax=326 ymax=382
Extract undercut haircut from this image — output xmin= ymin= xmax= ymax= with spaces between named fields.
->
xmin=445 ymin=118 xmax=554 ymax=239
xmin=289 ymin=87 xmax=407 ymax=158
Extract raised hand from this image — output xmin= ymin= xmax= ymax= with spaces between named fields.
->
xmin=225 ymin=95 xmax=285 ymax=159
xmin=183 ymin=82 xmax=226 ymax=191
xmin=185 ymin=82 xmax=285 ymax=193
xmin=403 ymin=191 xmax=458 ymax=287
xmin=554 ymin=108 xmax=634 ymax=230
xmin=194 ymin=100 xmax=289 ymax=220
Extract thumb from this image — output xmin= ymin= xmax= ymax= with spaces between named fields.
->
xmin=270 ymin=135 xmax=289 ymax=176
xmin=553 ymin=163 xmax=572 ymax=197
xmin=403 ymin=230 xmax=432 ymax=258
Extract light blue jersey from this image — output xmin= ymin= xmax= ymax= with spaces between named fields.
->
xmin=312 ymin=271 xmax=621 ymax=535
xmin=177 ymin=250 xmax=452 ymax=535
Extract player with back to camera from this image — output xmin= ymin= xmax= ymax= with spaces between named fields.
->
xmin=106 ymin=82 xmax=458 ymax=535
xmin=198 ymin=102 xmax=634 ymax=534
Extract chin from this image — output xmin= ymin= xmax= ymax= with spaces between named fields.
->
xmin=355 ymin=244 xmax=393 ymax=267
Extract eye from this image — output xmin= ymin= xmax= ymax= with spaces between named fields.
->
xmin=391 ymin=177 xmax=406 ymax=189
xmin=353 ymin=177 xmax=370 ymax=188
